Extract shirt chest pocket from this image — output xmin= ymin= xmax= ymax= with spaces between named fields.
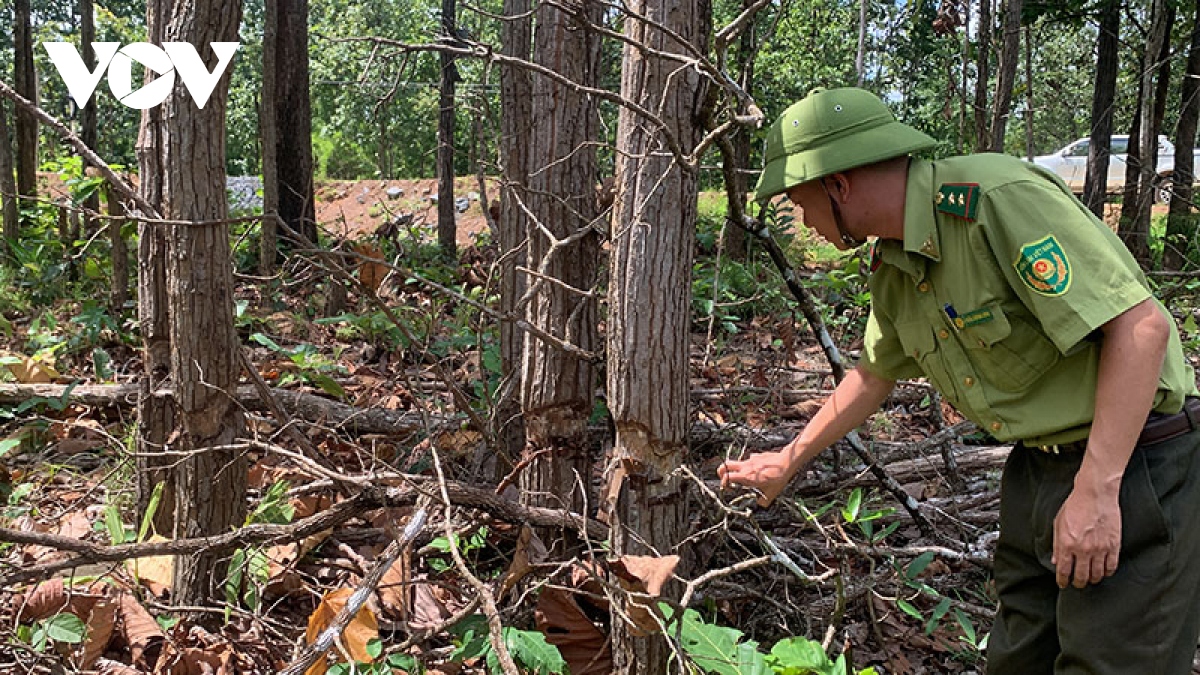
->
xmin=894 ymin=321 xmax=959 ymax=401
xmin=959 ymin=305 xmax=1060 ymax=392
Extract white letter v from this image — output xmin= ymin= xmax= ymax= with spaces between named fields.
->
xmin=43 ymin=42 xmax=120 ymax=108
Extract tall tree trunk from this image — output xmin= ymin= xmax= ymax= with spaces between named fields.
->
xmin=988 ymin=0 xmax=1021 ymax=152
xmin=437 ymin=0 xmax=458 ymax=260
xmin=518 ymin=0 xmax=601 ymax=553
xmin=973 ymin=0 xmax=993 ymax=151
xmin=722 ymin=0 xmax=757 ymax=261
xmin=958 ymin=0 xmax=970 ymax=153
xmin=606 ymin=0 xmax=709 ymax=671
xmin=497 ymin=0 xmax=532 ymax=475
xmin=1083 ymin=0 xmax=1120 ymax=218
xmin=80 ymin=0 xmax=99 ymax=237
xmin=138 ymin=0 xmax=246 ymax=607
xmin=106 ymin=184 xmax=128 ymax=312
xmin=856 ymin=0 xmax=868 ymax=86
xmin=1121 ymin=0 xmax=1171 ymax=267
xmin=0 ymin=100 xmax=17 ymax=247
xmin=1023 ymin=24 xmax=1034 ymax=160
xmin=1165 ymin=0 xmax=1200 ymax=272
xmin=136 ymin=0 xmax=176 ymax=542
xmin=14 ymin=0 xmax=37 ymax=225
xmin=260 ymin=0 xmax=280 ymax=275
xmin=275 ymin=0 xmax=316 ymax=248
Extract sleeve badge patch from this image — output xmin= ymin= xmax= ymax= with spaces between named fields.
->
xmin=1014 ymin=235 xmax=1071 ymax=296
xmin=936 ymin=183 xmax=980 ymax=220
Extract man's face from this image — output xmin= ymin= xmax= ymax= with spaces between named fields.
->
xmin=784 ymin=180 xmax=851 ymax=250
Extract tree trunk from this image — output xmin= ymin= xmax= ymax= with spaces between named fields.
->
xmin=1121 ymin=0 xmax=1171 ymax=267
xmin=856 ymin=0 xmax=868 ymax=86
xmin=275 ymin=0 xmax=316 ymax=248
xmin=722 ymin=0 xmax=757 ymax=261
xmin=1083 ymin=0 xmax=1120 ymax=218
xmin=260 ymin=0 xmax=280 ymax=275
xmin=138 ymin=0 xmax=246 ymax=607
xmin=606 ymin=0 xmax=709 ymax=671
xmin=988 ymin=0 xmax=1021 ymax=152
xmin=80 ymin=0 xmax=100 ymax=237
xmin=973 ymin=0 xmax=993 ymax=151
xmin=14 ymin=0 xmax=37 ymax=224
xmin=518 ymin=0 xmax=601 ymax=553
xmin=437 ymin=0 xmax=458 ymax=260
xmin=1165 ymin=0 xmax=1200 ymax=272
xmin=497 ymin=0 xmax=532 ymax=476
xmin=106 ymin=185 xmax=128 ymax=312
xmin=137 ymin=0 xmax=176 ymax=545
xmin=0 ymin=99 xmax=17 ymax=246
xmin=1023 ymin=24 xmax=1034 ymax=160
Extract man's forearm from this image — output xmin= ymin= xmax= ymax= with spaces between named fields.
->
xmin=782 ymin=364 xmax=895 ymax=469
xmin=1082 ymin=298 xmax=1171 ymax=489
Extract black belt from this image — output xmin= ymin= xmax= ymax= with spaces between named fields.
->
xmin=1029 ymin=397 xmax=1200 ymax=454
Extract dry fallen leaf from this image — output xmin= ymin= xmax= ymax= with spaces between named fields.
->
xmin=127 ymin=535 xmax=174 ymax=597
xmin=610 ymin=554 xmax=680 ymax=635
xmin=535 ymin=587 xmax=612 ymax=675
xmin=4 ymin=354 xmax=59 ymax=383
xmin=305 ymin=588 xmax=380 ymax=675
xmin=116 ymin=591 xmax=165 ymax=669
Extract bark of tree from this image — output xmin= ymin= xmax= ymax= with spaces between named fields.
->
xmin=80 ymin=0 xmax=99 ymax=237
xmin=1165 ymin=0 xmax=1200 ymax=272
xmin=137 ymin=0 xmax=246 ymax=607
xmin=988 ymin=0 xmax=1021 ymax=152
xmin=497 ymin=0 xmax=532 ymax=473
xmin=105 ymin=185 xmax=128 ymax=312
xmin=856 ymin=0 xmax=868 ymax=86
xmin=0 ymin=100 xmax=17 ymax=246
xmin=437 ymin=0 xmax=458 ymax=260
xmin=973 ymin=0 xmax=993 ymax=151
xmin=606 ymin=0 xmax=709 ymax=670
xmin=1121 ymin=0 xmax=1172 ymax=267
xmin=1023 ymin=24 xmax=1034 ymax=160
xmin=260 ymin=0 xmax=280 ymax=275
xmin=14 ymin=0 xmax=37 ymax=224
xmin=274 ymin=0 xmax=316 ymax=249
xmin=518 ymin=0 xmax=602 ymax=553
xmin=1083 ymin=0 xmax=1120 ymax=218
xmin=722 ymin=0 xmax=757 ymax=261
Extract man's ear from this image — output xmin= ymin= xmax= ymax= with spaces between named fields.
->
xmin=824 ymin=172 xmax=852 ymax=203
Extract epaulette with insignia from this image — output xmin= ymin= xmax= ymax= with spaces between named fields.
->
xmin=869 ymin=240 xmax=881 ymax=273
xmin=935 ymin=183 xmax=980 ymax=220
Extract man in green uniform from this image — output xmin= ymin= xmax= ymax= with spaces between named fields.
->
xmin=718 ymin=86 xmax=1200 ymax=674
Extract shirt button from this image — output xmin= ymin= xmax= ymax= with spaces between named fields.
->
xmin=912 ymin=349 xmax=920 ymax=358
xmin=964 ymin=377 xmax=975 ymax=387
xmin=917 ymin=282 xmax=930 ymax=292
xmin=938 ymin=329 xmax=950 ymax=339
xmin=991 ymin=421 xmax=1002 ymax=432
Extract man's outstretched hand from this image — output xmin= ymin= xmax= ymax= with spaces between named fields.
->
xmin=718 ymin=450 xmax=795 ymax=507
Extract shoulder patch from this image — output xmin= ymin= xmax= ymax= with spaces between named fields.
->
xmin=1013 ymin=235 xmax=1071 ymax=296
xmin=936 ymin=183 xmax=980 ymax=220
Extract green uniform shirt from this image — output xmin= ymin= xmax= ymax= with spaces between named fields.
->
xmin=860 ymin=154 xmax=1197 ymax=445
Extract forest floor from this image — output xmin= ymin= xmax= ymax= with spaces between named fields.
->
xmin=0 ymin=181 xmax=1195 ymax=674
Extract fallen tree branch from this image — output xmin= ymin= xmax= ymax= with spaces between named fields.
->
xmin=279 ymin=507 xmax=429 ymax=675
xmin=0 ymin=474 xmax=608 ymax=585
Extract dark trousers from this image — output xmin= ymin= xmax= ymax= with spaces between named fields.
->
xmin=986 ymin=429 xmax=1200 ymax=674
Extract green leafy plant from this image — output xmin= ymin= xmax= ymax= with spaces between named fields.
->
xmin=225 ymin=480 xmax=295 ymax=617
xmin=426 ymin=525 xmax=489 ymax=573
xmin=250 ymin=332 xmax=347 ymax=398
xmin=662 ymin=604 xmax=880 ymax=675
xmin=17 ymin=612 xmax=88 ymax=652
xmin=839 ymin=488 xmax=899 ymax=544
xmin=449 ymin=615 xmax=567 ymax=674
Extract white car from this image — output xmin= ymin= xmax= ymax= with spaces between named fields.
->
xmin=1031 ymin=135 xmax=1200 ymax=202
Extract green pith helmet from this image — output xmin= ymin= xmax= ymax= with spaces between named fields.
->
xmin=753 ymin=87 xmax=937 ymax=202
